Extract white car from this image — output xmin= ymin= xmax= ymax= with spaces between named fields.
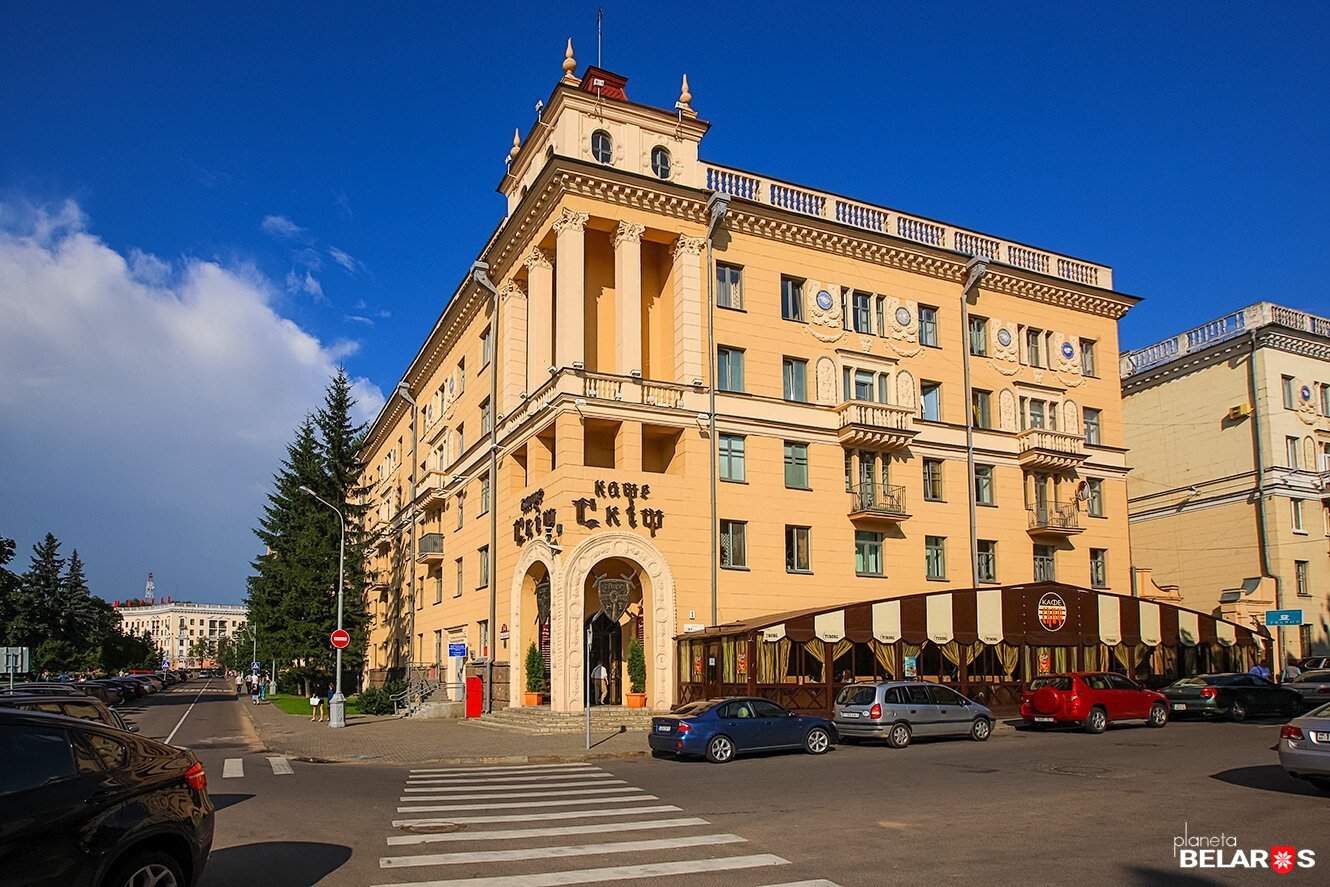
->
xmin=1278 ymin=702 xmax=1330 ymax=792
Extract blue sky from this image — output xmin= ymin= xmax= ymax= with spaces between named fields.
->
xmin=2 ymin=2 xmax=1327 ymax=606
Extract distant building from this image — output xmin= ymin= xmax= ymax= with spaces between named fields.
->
xmin=1121 ymin=302 xmax=1330 ymax=659
xmin=114 ymin=599 xmax=248 ymax=668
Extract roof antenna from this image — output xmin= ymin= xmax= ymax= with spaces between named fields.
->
xmin=597 ymin=8 xmax=603 ymax=68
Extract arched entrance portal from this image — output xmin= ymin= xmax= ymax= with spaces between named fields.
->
xmin=583 ymin=557 xmax=646 ymax=706
xmin=508 ymin=540 xmax=561 ymax=709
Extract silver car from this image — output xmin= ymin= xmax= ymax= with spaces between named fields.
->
xmin=833 ymin=681 xmax=994 ymax=748
xmin=1286 ymin=670 xmax=1330 ymax=709
xmin=1278 ymin=702 xmax=1330 ymax=792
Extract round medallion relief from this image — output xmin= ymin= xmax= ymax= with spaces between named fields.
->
xmin=1061 ymin=342 xmax=1075 ymax=359
xmin=895 ymin=306 xmax=911 ymax=326
xmin=997 ymin=328 xmax=1013 ymax=347
xmin=816 ymin=290 xmax=834 ymax=310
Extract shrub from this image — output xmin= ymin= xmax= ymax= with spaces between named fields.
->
xmin=356 ymin=687 xmax=394 ymax=715
xmin=627 ymin=638 xmax=646 ymax=694
xmin=524 ymin=643 xmax=545 ymax=693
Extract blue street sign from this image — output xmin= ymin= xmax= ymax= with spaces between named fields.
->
xmin=1265 ymin=609 xmax=1303 ymax=627
xmin=250 ymin=660 xmax=260 ymax=671
xmin=448 ymin=643 xmax=467 ymax=658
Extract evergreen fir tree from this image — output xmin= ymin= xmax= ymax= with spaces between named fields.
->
xmin=14 ymin=533 xmax=64 ymax=646
xmin=0 ymin=535 xmax=19 ymax=645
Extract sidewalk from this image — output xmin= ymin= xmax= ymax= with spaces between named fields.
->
xmin=241 ymin=697 xmax=650 ymax=766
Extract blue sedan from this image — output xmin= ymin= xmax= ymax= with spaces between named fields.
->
xmin=649 ymin=697 xmax=837 ymax=763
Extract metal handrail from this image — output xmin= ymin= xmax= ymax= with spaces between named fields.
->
xmin=1028 ymin=503 xmax=1079 ymax=530
xmin=848 ymin=482 xmax=907 ymax=514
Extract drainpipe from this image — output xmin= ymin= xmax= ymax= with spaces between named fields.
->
xmin=472 ymin=261 xmax=500 ymax=712
xmin=705 ymin=193 xmax=730 ymax=627
xmin=1246 ymin=330 xmax=1283 ymax=675
xmin=395 ymin=382 xmax=418 ymax=678
xmin=960 ymin=256 xmax=989 ymax=588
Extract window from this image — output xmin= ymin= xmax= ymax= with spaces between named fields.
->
xmin=591 ymin=129 xmax=612 ymax=164
xmin=1028 ymin=399 xmax=1046 ymax=430
xmin=968 ymin=316 xmax=988 ymax=356
xmin=434 ymin=573 xmax=443 ymax=605
xmin=784 ymin=442 xmax=810 ymax=489
xmin=717 ymin=346 xmax=744 ymax=392
xmin=920 ymin=381 xmax=941 ymax=421
xmin=1292 ymin=499 xmax=1305 ymax=533
xmin=852 ymin=292 xmax=872 ymax=333
xmin=974 ymin=464 xmax=994 ymax=505
xmin=875 ymin=296 xmax=886 ymax=336
xmin=1090 ymin=549 xmax=1108 ymax=588
xmin=1083 ymin=408 xmax=1101 ymax=446
xmin=918 ymin=305 xmax=938 ymax=347
xmin=852 ymin=369 xmax=875 ymax=402
xmin=716 ymin=263 xmax=743 ymax=310
xmin=456 ymin=423 xmax=465 ymax=454
xmin=1286 ymin=436 xmax=1301 ymax=469
xmin=785 ymin=526 xmax=811 ymax=573
xmin=479 ymin=473 xmax=491 ymax=515
xmin=977 ymin=540 xmax=997 ymax=582
xmin=478 ymin=546 xmax=490 ymax=588
xmin=925 ymin=536 xmax=947 ymax=580
xmin=481 ymin=326 xmax=492 ymax=368
xmin=1086 ymin=477 xmax=1104 ymax=517
xmin=650 ymin=145 xmax=671 ymax=179
xmin=433 ymin=630 xmax=443 ymax=665
xmin=780 ymin=276 xmax=805 ymax=322
xmin=1296 ymin=561 xmax=1310 ymax=597
xmin=479 ymin=620 xmax=490 ymax=658
xmin=782 ymin=357 xmax=808 ymax=402
xmin=720 ymin=520 xmax=747 ymax=568
xmin=1080 ymin=338 xmax=1098 ymax=377
xmin=718 ymin=434 xmax=746 ymax=482
xmin=455 ymin=558 xmax=464 ymax=598
xmin=1033 ymin=545 xmax=1056 ymax=581
xmin=457 ymin=358 xmax=465 ymax=393
xmin=1322 ymin=383 xmax=1330 ymax=417
xmin=0 ymin=727 xmax=76 ymax=795
xmin=1025 ymin=328 xmax=1044 ymax=367
xmin=923 ymin=459 xmax=944 ymax=501
xmin=481 ymin=399 xmax=492 ymax=436
xmin=456 ymin=494 xmax=464 ymax=529
xmin=971 ymin=389 xmax=992 ymax=429
xmin=855 ymin=531 xmax=884 ymax=576
xmin=1282 ymin=375 xmax=1295 ymax=409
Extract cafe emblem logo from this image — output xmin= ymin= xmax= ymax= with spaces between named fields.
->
xmin=1038 ymin=592 xmax=1068 ymax=632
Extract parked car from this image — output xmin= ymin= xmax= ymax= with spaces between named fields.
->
xmin=0 ymin=708 xmax=213 ymax=886
xmin=1285 ymin=670 xmax=1330 ymax=709
xmin=125 ymin=675 xmax=163 ymax=693
xmin=101 ymin=678 xmax=147 ymax=701
xmin=1299 ymin=657 xmax=1330 ymax=672
xmin=1162 ymin=673 xmax=1304 ymax=721
xmin=833 ymin=681 xmax=994 ymax=748
xmin=649 ymin=697 xmax=836 ymax=763
xmin=0 ymin=694 xmax=138 ymax=733
xmin=1021 ymin=672 xmax=1169 ymax=733
xmin=71 ymin=681 xmax=124 ymax=706
xmin=0 ymin=682 xmax=87 ymax=698
xmin=1278 ymin=702 xmax=1330 ymax=792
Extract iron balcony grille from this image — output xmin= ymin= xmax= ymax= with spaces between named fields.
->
xmin=1028 ymin=503 xmax=1079 ymax=531
xmin=849 ymin=483 xmax=907 ymax=515
xmin=417 ymin=532 xmax=444 ymax=557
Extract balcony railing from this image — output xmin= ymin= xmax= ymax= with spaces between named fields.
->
xmin=704 ymin=162 xmax=1112 ymax=289
xmin=835 ymin=401 xmax=917 ymax=451
xmin=416 ymin=532 xmax=445 ymax=563
xmin=1028 ymin=503 xmax=1083 ymax=535
xmin=1016 ymin=428 xmax=1086 ymax=471
xmin=1121 ymin=302 xmax=1330 ymax=378
xmin=848 ymin=483 xmax=908 ymax=520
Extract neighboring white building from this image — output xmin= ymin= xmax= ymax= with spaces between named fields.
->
xmin=114 ymin=600 xmax=248 ymax=667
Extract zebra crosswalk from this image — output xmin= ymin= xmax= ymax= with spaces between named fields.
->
xmin=372 ymin=762 xmax=840 ymax=887
xmin=220 ymin=755 xmax=296 ymax=778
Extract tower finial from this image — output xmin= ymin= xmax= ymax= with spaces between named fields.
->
xmin=562 ymin=38 xmax=578 ymax=82
xmin=678 ymin=74 xmax=695 ymax=116
xmin=509 ymin=128 xmax=521 ymax=160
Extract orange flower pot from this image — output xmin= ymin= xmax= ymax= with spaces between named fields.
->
xmin=625 ymin=692 xmax=647 ymax=709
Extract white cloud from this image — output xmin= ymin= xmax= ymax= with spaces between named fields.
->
xmin=260 ymin=214 xmax=307 ymax=241
xmin=345 ymin=315 xmax=374 ymax=326
xmin=0 ymin=201 xmax=384 ymax=605
xmin=285 ymin=268 xmax=325 ymax=301
xmin=328 ymin=245 xmax=362 ymax=274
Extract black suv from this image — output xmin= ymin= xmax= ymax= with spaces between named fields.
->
xmin=0 ymin=693 xmax=138 ymax=733
xmin=0 ymin=709 xmax=213 ymax=886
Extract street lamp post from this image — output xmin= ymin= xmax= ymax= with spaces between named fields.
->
xmin=300 ymin=485 xmax=347 ymax=728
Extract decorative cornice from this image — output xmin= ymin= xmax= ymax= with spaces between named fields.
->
xmin=612 ymin=220 xmax=645 ymax=248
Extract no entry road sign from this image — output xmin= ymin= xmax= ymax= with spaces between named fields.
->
xmin=330 ymin=629 xmax=351 ymax=649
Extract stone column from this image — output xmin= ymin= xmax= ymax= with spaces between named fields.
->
xmin=498 ymin=279 xmax=527 ymax=413
xmin=671 ymin=234 xmax=706 ymax=383
xmin=613 ymin=221 xmax=645 ymax=375
xmin=553 ymin=208 xmax=589 ymax=369
xmin=524 ymin=248 xmax=553 ymax=392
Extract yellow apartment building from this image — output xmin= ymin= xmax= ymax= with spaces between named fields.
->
xmin=1122 ymin=303 xmax=1330 ymax=663
xmin=359 ymin=45 xmax=1141 ymax=713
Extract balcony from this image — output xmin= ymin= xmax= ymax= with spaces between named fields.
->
xmin=418 ymin=469 xmax=450 ymax=510
xmin=1027 ymin=503 xmax=1084 ymax=537
xmin=1016 ymin=428 xmax=1087 ymax=472
xmin=836 ymin=402 xmax=917 ymax=452
xmin=848 ymin=483 xmax=910 ymax=523
xmin=416 ymin=532 xmax=445 ymax=564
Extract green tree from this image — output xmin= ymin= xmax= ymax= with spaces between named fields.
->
xmin=188 ymin=636 xmax=214 ymax=664
xmin=0 ymin=534 xmax=20 ymax=645
xmin=14 ymin=533 xmax=64 ymax=650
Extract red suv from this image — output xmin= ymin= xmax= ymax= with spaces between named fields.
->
xmin=1020 ymin=672 xmax=1169 ymax=734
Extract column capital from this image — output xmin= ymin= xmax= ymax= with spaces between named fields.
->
xmin=672 ymin=234 xmax=706 ymax=258
xmin=612 ymin=220 xmax=645 ymax=249
xmin=498 ymin=279 xmax=526 ymax=301
xmin=523 ymin=247 xmax=553 ymax=272
xmin=552 ymin=207 xmax=589 ymax=236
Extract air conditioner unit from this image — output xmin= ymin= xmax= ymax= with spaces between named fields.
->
xmin=1226 ymin=403 xmax=1253 ymax=420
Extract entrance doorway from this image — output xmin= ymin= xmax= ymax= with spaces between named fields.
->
xmin=586 ymin=611 xmax=622 ymax=705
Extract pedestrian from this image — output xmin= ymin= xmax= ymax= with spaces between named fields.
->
xmin=1283 ymin=658 xmax=1303 ymax=682
xmin=249 ymin=673 xmax=261 ymax=705
xmin=234 ymin=672 xmax=244 ymax=697
xmin=309 ymin=686 xmax=324 ymax=722
xmin=1249 ymin=662 xmax=1272 ymax=680
xmin=591 ymin=662 xmax=608 ymax=705
xmin=259 ymin=673 xmax=267 ymax=702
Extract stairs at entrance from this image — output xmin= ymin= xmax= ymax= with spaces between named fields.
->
xmin=466 ymin=705 xmax=659 ymax=735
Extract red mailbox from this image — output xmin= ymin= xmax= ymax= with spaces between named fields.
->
xmin=465 ymin=675 xmax=483 ymax=718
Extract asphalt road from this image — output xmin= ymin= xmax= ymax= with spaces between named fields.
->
xmin=124 ymin=685 xmax=1328 ymax=886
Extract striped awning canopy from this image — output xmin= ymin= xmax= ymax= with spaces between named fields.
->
xmin=684 ymin=583 xmax=1266 ymax=649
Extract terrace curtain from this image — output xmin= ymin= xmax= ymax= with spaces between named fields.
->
xmin=1113 ymin=643 xmax=1133 ymax=673
xmin=721 ymin=639 xmax=737 ymax=683
xmin=758 ymin=638 xmax=792 ymax=683
xmin=830 ymin=639 xmax=853 ymax=677
xmin=998 ymin=643 xmax=1020 ymax=677
xmin=870 ymin=640 xmax=896 ymax=679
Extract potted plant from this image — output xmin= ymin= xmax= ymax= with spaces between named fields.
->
xmin=523 ymin=642 xmax=545 ymax=707
xmin=625 ymin=638 xmax=648 ymax=708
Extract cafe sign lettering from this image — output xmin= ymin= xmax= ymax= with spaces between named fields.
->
xmin=512 ymin=489 xmax=560 ymax=546
xmin=573 ymin=478 xmax=665 ymax=537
